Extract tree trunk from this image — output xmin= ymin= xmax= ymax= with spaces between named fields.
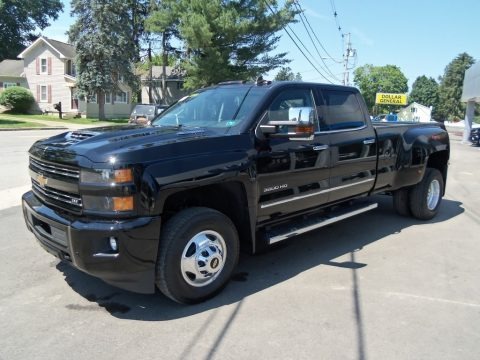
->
xmin=98 ymin=90 xmax=105 ymax=120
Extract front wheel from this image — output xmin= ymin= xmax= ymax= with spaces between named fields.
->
xmin=409 ymin=168 xmax=444 ymax=220
xmin=156 ymin=207 xmax=239 ymax=304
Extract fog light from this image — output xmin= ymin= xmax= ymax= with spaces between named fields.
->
xmin=109 ymin=237 xmax=118 ymax=252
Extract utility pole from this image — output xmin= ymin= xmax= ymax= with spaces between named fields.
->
xmin=342 ymin=33 xmax=357 ymax=86
xmin=148 ymin=42 xmax=153 ymax=104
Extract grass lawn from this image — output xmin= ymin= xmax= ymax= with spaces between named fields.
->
xmin=1 ymin=113 xmax=128 ymax=125
xmin=0 ymin=118 xmax=44 ymax=128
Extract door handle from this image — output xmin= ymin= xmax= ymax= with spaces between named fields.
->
xmin=312 ymin=145 xmax=329 ymax=151
xmin=363 ymin=138 xmax=375 ymax=145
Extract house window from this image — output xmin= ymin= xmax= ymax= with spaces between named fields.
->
xmin=3 ymin=82 xmax=18 ymax=89
xmin=41 ymin=58 xmax=47 ymax=74
xmin=40 ymin=86 xmax=47 ymax=102
xmin=105 ymin=93 xmax=111 ymax=104
xmin=177 ymin=82 xmax=183 ymax=90
xmin=88 ymin=94 xmax=97 ymax=103
xmin=115 ymin=91 xmax=128 ymax=104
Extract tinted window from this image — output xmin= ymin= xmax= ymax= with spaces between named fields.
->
xmin=320 ymin=90 xmax=365 ymax=130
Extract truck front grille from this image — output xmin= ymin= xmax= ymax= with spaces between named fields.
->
xmin=30 ymin=158 xmax=80 ymax=179
xmin=32 ymin=179 xmax=82 ymax=213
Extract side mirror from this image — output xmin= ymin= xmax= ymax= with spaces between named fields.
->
xmin=259 ymin=106 xmax=315 ymax=139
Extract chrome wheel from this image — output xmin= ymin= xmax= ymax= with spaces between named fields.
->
xmin=427 ymin=179 xmax=441 ymax=210
xmin=180 ymin=230 xmax=227 ymax=287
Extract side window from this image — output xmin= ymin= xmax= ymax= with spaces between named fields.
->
xmin=267 ymin=88 xmax=319 ymax=131
xmin=320 ymin=90 xmax=365 ymax=131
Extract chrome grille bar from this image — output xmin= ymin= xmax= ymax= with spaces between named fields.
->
xmin=30 ymin=158 xmax=80 ymax=179
xmin=32 ymin=180 xmax=82 ymax=208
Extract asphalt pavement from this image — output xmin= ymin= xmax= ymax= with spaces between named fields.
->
xmin=0 ymin=130 xmax=479 ymax=360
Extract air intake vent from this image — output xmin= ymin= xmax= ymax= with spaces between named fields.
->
xmin=66 ymin=131 xmax=97 ymax=142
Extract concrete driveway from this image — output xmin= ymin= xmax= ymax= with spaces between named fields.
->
xmin=0 ymin=131 xmax=479 ymax=360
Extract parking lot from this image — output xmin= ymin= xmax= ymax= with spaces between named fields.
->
xmin=1 ymin=130 xmax=479 ymax=360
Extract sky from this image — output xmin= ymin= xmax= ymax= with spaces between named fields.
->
xmin=40 ymin=0 xmax=479 ymax=90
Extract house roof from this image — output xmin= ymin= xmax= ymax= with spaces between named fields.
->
xmin=18 ymin=36 xmax=75 ymax=59
xmin=0 ymin=60 xmax=24 ymax=77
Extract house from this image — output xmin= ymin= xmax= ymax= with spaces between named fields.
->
xmin=16 ymin=36 xmax=133 ymax=118
xmin=397 ymin=102 xmax=432 ymax=122
xmin=0 ymin=60 xmax=27 ymax=93
xmin=139 ymin=65 xmax=187 ymax=105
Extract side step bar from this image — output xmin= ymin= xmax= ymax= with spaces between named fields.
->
xmin=267 ymin=202 xmax=378 ymax=245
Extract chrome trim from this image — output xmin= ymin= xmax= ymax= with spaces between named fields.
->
xmin=313 ymin=145 xmax=329 ymax=151
xmin=314 ymin=124 xmax=367 ymax=135
xmin=32 ymin=180 xmax=82 ymax=208
xmin=363 ymin=138 xmax=376 ymax=145
xmin=30 ymin=158 xmax=80 ymax=179
xmin=269 ymin=203 xmax=378 ymax=244
xmin=260 ymin=178 xmax=374 ymax=209
xmin=93 ymin=253 xmax=119 ymax=258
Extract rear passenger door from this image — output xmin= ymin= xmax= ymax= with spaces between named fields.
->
xmin=317 ymin=88 xmax=377 ymax=202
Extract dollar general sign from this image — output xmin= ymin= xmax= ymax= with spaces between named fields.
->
xmin=375 ymin=93 xmax=407 ymax=105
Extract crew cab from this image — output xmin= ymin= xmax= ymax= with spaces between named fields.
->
xmin=22 ymin=80 xmax=450 ymax=304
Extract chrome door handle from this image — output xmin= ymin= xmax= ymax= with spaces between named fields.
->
xmin=363 ymin=139 xmax=375 ymax=145
xmin=312 ymin=145 xmax=329 ymax=151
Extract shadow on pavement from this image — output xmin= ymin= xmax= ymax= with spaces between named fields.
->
xmin=57 ymin=195 xmax=464 ymax=321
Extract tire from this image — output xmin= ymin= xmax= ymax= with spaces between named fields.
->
xmin=156 ymin=207 xmax=239 ymax=304
xmin=409 ymin=168 xmax=444 ymax=220
xmin=393 ymin=188 xmax=411 ymax=217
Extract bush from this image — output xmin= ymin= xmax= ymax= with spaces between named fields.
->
xmin=0 ymin=86 xmax=35 ymax=113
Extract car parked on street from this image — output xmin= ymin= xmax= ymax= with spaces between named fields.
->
xmin=470 ymin=126 xmax=480 ymax=146
xmin=129 ymin=104 xmax=168 ymax=125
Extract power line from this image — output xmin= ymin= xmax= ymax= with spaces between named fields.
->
xmin=294 ymin=0 xmax=342 ymax=64
xmin=263 ymin=0 xmax=334 ymax=84
xmin=292 ymin=0 xmax=342 ymax=83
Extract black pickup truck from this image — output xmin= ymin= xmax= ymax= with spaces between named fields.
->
xmin=22 ymin=80 xmax=450 ymax=304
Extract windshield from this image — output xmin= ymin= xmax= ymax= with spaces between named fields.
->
xmin=151 ymin=86 xmax=258 ymax=131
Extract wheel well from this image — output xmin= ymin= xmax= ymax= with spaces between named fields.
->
xmin=427 ymin=150 xmax=449 ymax=190
xmin=162 ymin=182 xmax=253 ymax=252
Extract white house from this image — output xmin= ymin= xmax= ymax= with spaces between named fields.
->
xmin=397 ymin=102 xmax=432 ymax=122
xmin=16 ymin=36 xmax=133 ymax=118
xmin=139 ymin=66 xmax=186 ymax=105
xmin=0 ymin=60 xmax=27 ymax=92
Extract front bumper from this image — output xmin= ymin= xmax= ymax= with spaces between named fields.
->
xmin=22 ymin=191 xmax=161 ymax=294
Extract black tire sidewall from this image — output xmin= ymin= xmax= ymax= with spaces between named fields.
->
xmin=157 ymin=207 xmax=239 ymax=304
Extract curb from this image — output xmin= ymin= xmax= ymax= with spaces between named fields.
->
xmin=0 ymin=127 xmax=68 ymax=131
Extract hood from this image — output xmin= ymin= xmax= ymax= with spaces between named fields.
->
xmin=29 ymin=125 xmax=250 ymax=166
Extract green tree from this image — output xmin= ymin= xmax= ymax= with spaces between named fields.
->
xmin=0 ymin=0 xmax=63 ymax=61
xmin=436 ymin=53 xmax=475 ymax=121
xmin=147 ymin=0 xmax=298 ymax=89
xmin=409 ymin=75 xmax=439 ymax=117
xmin=0 ymin=86 xmax=35 ymax=113
xmin=274 ymin=66 xmax=295 ymax=81
xmin=68 ymin=0 xmax=139 ymax=120
xmin=353 ymin=64 xmax=408 ymax=113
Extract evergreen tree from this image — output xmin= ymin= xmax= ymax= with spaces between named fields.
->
xmin=409 ymin=75 xmax=439 ymax=117
xmin=0 ymin=0 xmax=63 ymax=61
xmin=274 ymin=66 xmax=295 ymax=81
xmin=436 ymin=53 xmax=475 ymax=121
xmin=68 ymin=0 xmax=139 ymax=120
xmin=147 ymin=0 xmax=298 ymax=89
xmin=353 ymin=64 xmax=408 ymax=113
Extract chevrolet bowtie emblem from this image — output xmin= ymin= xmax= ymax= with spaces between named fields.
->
xmin=37 ymin=174 xmax=48 ymax=188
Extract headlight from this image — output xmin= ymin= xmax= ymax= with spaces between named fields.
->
xmin=80 ymin=168 xmax=133 ymax=184
xmin=80 ymin=168 xmax=134 ymax=212
xmin=82 ymin=195 xmax=134 ymax=212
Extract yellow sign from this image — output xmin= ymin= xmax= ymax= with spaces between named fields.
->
xmin=375 ymin=93 xmax=407 ymax=105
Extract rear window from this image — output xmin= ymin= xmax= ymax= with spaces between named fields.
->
xmin=132 ymin=105 xmax=156 ymax=115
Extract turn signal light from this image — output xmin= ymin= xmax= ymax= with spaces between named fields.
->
xmin=114 ymin=169 xmax=133 ymax=183
xmin=113 ymin=196 xmax=134 ymax=211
